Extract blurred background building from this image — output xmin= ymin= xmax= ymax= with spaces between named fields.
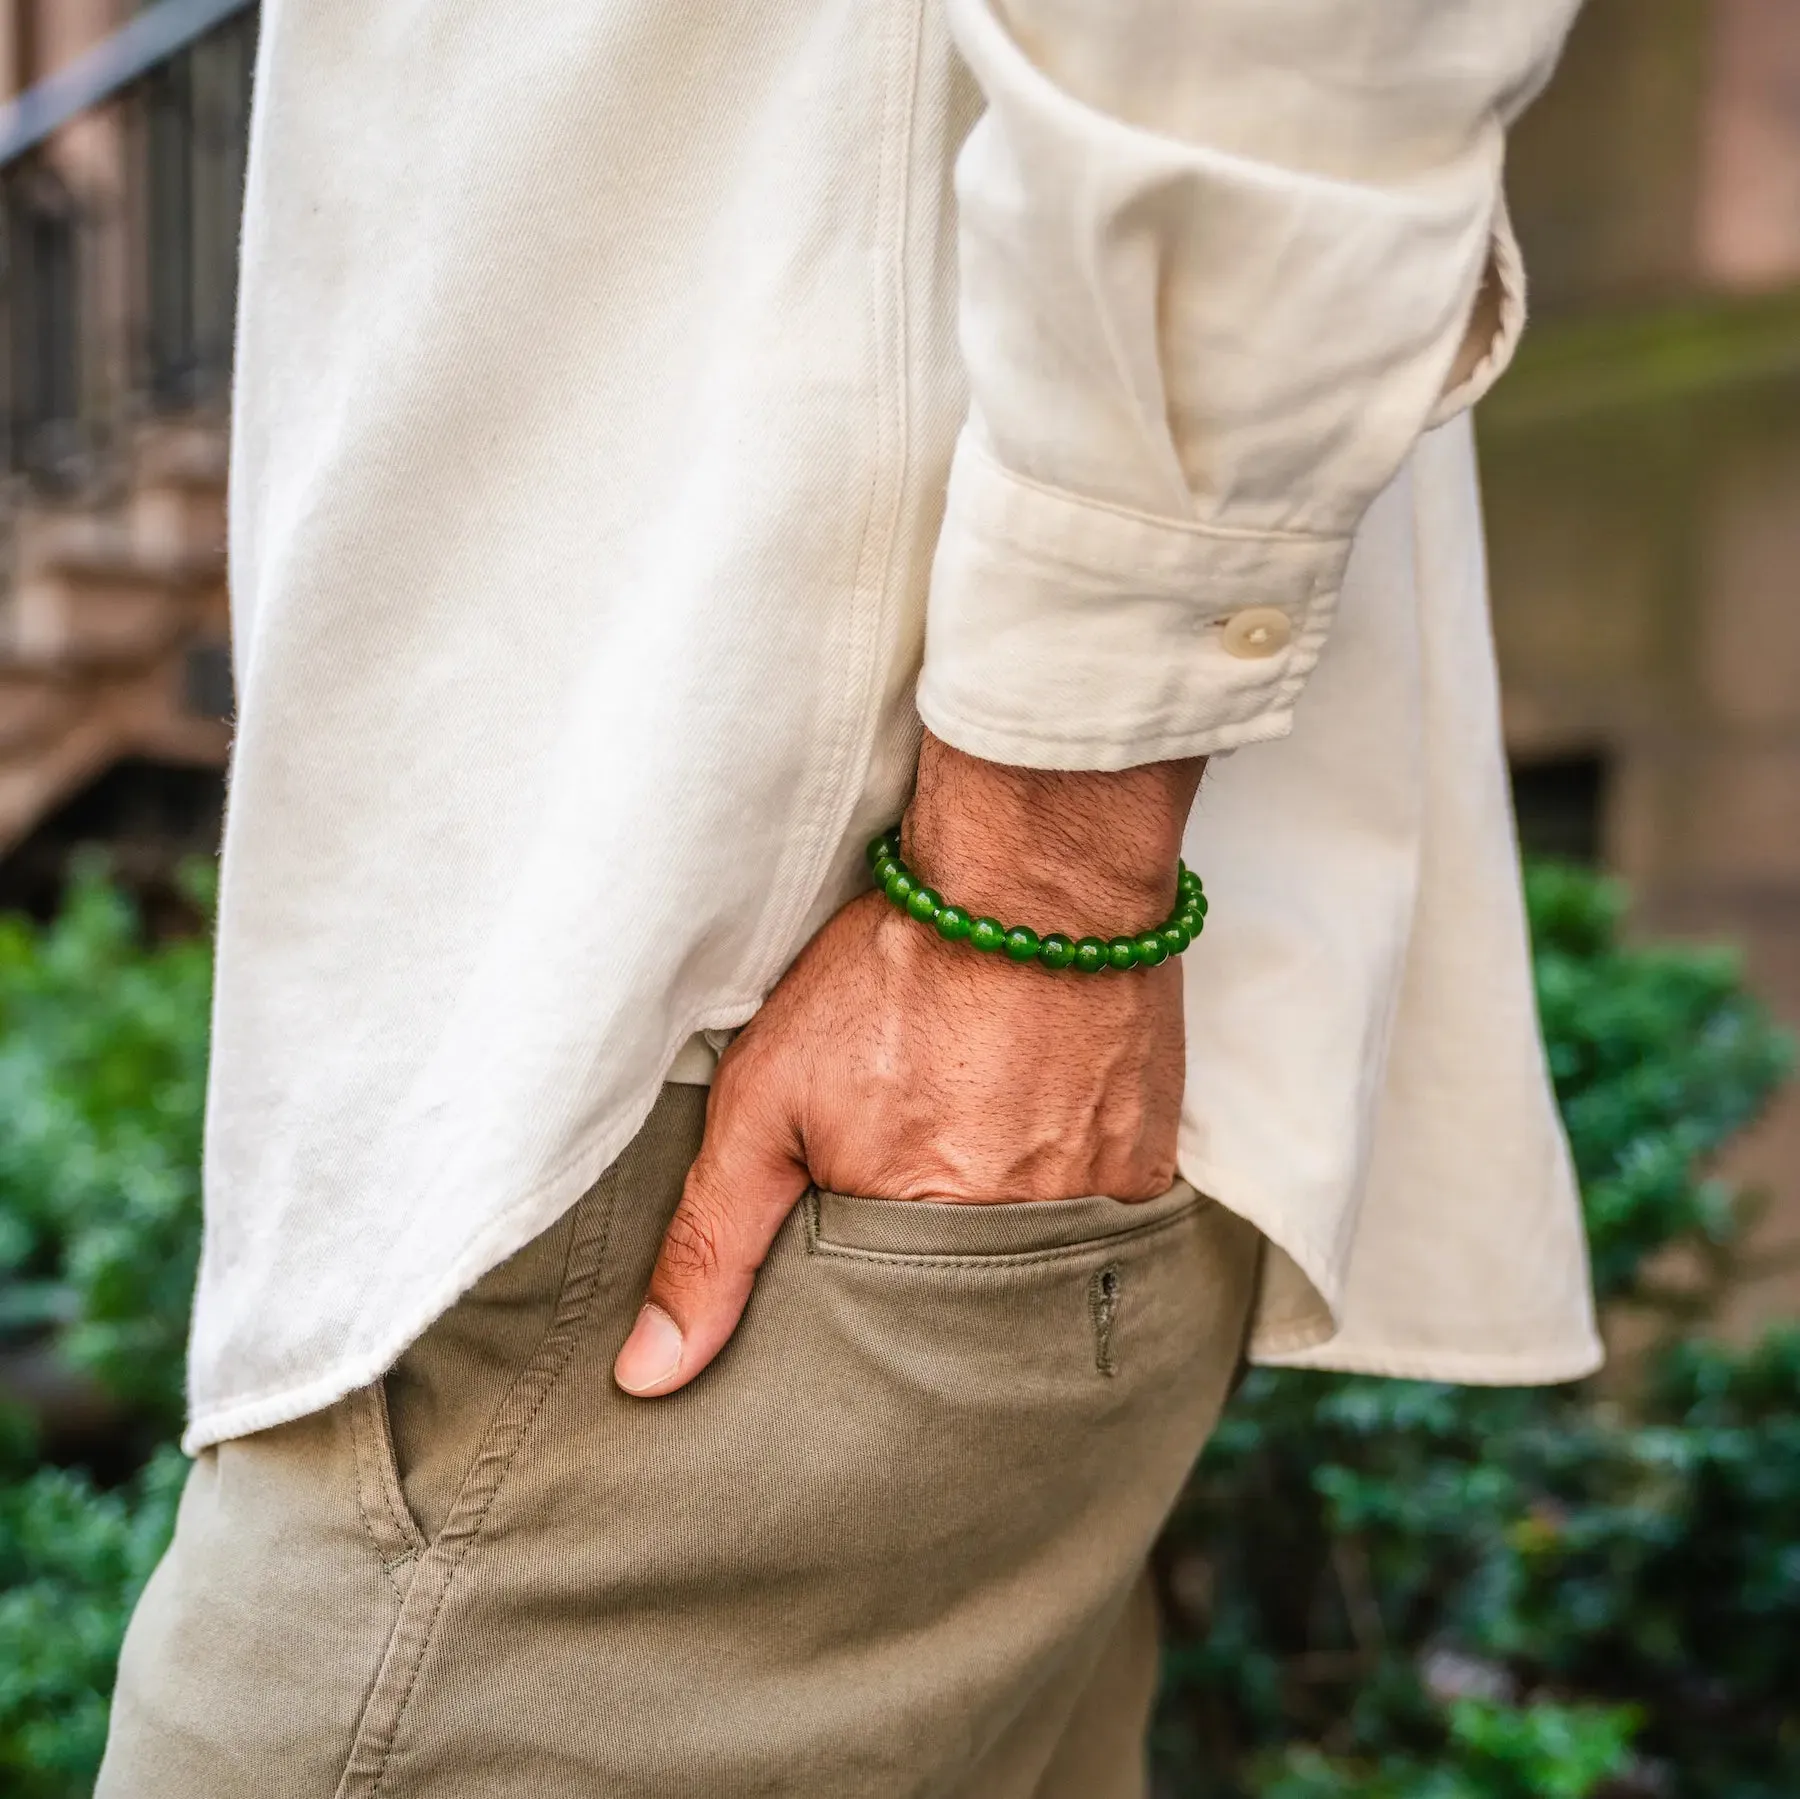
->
xmin=0 ymin=0 xmax=242 ymax=926
xmin=1491 ymin=0 xmax=1800 ymax=1335
xmin=0 ymin=0 xmax=1795 ymax=1317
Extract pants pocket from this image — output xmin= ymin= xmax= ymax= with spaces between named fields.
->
xmin=803 ymin=1179 xmax=1213 ymax=1386
xmin=371 ymin=1194 xmax=592 ymax=1548
xmin=677 ymin=1188 xmax=1260 ymax=1791
xmin=806 ymin=1178 xmax=1206 ymax=1263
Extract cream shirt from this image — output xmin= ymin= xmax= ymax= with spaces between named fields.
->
xmin=189 ymin=0 xmax=1600 ymax=1452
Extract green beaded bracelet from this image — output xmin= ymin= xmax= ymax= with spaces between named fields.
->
xmin=864 ymin=826 xmax=1205 ymax=972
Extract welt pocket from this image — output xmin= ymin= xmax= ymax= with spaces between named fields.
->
xmin=803 ymin=1179 xmax=1206 ymax=1266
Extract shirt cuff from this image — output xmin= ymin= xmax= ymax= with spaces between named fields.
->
xmin=916 ymin=431 xmax=1352 ymax=771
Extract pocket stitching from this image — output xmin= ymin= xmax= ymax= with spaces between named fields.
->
xmin=803 ymin=1190 xmax=1205 ymax=1269
xmin=338 ymin=1179 xmax=622 ymax=1799
xmin=349 ymin=1382 xmax=428 ymax=1578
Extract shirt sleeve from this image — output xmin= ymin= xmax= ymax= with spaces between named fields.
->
xmin=916 ymin=0 xmax=1582 ymax=771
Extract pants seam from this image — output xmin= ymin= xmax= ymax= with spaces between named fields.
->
xmin=350 ymin=1382 xmax=429 ymax=1578
xmin=333 ymin=1179 xmax=621 ymax=1799
xmin=350 ymin=1459 xmax=410 ymax=1603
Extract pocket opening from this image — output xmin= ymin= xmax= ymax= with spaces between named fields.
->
xmin=349 ymin=1380 xmax=428 ymax=1571
xmin=805 ymin=1180 xmax=1206 ymax=1265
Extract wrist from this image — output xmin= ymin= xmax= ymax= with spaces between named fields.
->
xmin=902 ymin=732 xmax=1203 ymax=939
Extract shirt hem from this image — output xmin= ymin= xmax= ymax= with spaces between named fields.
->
xmin=189 ymin=1065 xmax=1601 ymax=1449
xmin=183 ymin=1010 xmax=758 ymax=1455
xmin=1178 ymin=1146 xmax=1603 ymax=1392
xmin=1253 ymin=1335 xmax=1606 ymax=1387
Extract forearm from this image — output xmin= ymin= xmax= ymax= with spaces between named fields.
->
xmin=904 ymin=731 xmax=1204 ymax=937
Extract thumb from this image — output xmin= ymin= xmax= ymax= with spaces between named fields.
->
xmin=613 ymin=1083 xmax=807 ymax=1397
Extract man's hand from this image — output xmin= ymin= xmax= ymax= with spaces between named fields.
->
xmin=613 ymin=732 xmax=1204 ymax=1397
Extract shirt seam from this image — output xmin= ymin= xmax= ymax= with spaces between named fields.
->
xmin=732 ymin=0 xmax=924 ymax=997
xmin=919 ymin=692 xmax=1291 ymax=750
xmin=957 ymin=432 xmax=1352 ymax=550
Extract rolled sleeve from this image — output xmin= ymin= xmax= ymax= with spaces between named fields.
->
xmin=1428 ymin=195 xmax=1529 ymax=429
xmin=921 ymin=0 xmax=1580 ymax=770
xmin=918 ymin=433 xmax=1351 ymax=768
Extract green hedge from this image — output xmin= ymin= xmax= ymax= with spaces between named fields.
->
xmin=0 ymin=1451 xmax=184 ymax=1798
xmin=0 ymin=861 xmax=1793 ymax=1797
xmin=0 ymin=862 xmax=210 ymax=1795
xmin=0 ymin=860 xmax=211 ymax=1439
xmin=1154 ymin=866 xmax=1798 ymax=1798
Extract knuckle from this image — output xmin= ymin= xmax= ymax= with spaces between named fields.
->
xmin=709 ymin=1068 xmax=802 ymax=1174
xmin=709 ymin=1052 xmax=759 ymax=1118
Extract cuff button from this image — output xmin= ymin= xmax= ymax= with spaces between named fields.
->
xmin=1220 ymin=607 xmax=1293 ymax=659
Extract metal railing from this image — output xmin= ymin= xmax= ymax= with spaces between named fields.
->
xmin=0 ymin=0 xmax=257 ymax=491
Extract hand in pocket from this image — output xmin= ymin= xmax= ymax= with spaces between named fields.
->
xmin=613 ymin=735 xmax=1201 ymax=1398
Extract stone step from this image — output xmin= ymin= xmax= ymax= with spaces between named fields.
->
xmin=129 ymin=421 xmax=228 ymax=571
xmin=134 ymin=418 xmax=230 ymax=491
xmin=12 ymin=504 xmax=134 ymax=577
xmin=0 ymin=413 xmax=233 ymax=855
xmin=0 ymin=647 xmax=231 ymax=855
xmin=9 ymin=552 xmax=215 ymax=671
xmin=14 ymin=485 xmax=224 ymax=588
xmin=129 ymin=477 xmax=226 ymax=572
xmin=0 ymin=705 xmax=120 ymax=850
xmin=0 ymin=665 xmax=81 ymax=756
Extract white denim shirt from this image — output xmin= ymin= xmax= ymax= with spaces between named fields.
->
xmin=189 ymin=0 xmax=1600 ymax=1451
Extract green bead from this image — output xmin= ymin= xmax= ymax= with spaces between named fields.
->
xmin=1003 ymin=925 xmax=1040 ymax=962
xmin=869 ymin=839 xmax=1197 ymax=972
xmin=1072 ymin=936 xmax=1109 ymax=974
xmin=907 ymin=886 xmax=942 ymax=923
xmin=969 ymin=916 xmax=1007 ymax=953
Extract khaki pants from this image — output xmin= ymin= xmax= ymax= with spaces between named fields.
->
xmin=100 ymin=1085 xmax=1257 ymax=1798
